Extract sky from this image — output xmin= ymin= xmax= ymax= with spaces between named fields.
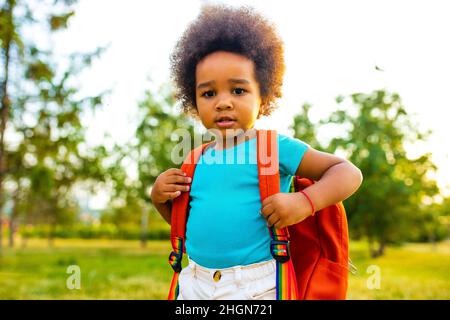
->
xmin=51 ymin=0 xmax=450 ymax=207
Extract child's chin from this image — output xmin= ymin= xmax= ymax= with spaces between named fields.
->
xmin=209 ymin=127 xmax=246 ymax=139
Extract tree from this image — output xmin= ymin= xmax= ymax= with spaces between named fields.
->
xmin=324 ymin=90 xmax=439 ymax=257
xmin=135 ymin=82 xmax=198 ymax=198
xmin=290 ymin=103 xmax=323 ymax=150
xmin=103 ymin=82 xmax=198 ymax=247
xmin=0 ymin=0 xmax=108 ymax=250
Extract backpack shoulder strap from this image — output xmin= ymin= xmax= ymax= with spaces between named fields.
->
xmin=168 ymin=141 xmax=212 ymax=300
xmin=256 ymin=129 xmax=290 ymax=241
xmin=256 ymin=129 xmax=280 ymax=197
xmin=256 ymin=129 xmax=299 ymax=300
xmin=170 ymin=142 xmax=212 ymax=249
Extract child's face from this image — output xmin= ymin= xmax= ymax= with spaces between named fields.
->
xmin=195 ymin=51 xmax=262 ymax=139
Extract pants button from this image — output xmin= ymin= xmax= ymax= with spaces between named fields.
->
xmin=213 ymin=271 xmax=222 ymax=282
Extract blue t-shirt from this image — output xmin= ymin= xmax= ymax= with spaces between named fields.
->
xmin=185 ymin=133 xmax=309 ymax=268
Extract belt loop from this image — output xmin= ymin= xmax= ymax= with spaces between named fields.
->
xmin=235 ymin=267 xmax=244 ymax=289
xmin=189 ymin=258 xmax=197 ymax=278
xmin=192 ymin=261 xmax=196 ymax=274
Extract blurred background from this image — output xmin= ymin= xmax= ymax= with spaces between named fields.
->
xmin=0 ymin=0 xmax=449 ymax=299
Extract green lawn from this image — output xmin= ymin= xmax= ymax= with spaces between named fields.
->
xmin=0 ymin=238 xmax=449 ymax=299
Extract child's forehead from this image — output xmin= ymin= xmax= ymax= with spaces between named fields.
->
xmin=195 ymin=51 xmax=257 ymax=82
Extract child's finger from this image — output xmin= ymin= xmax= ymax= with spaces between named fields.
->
xmin=166 ymin=168 xmax=187 ymax=177
xmin=260 ymin=203 xmax=274 ymax=219
xmin=166 ymin=175 xmax=192 ymax=185
xmin=162 ymin=184 xmax=190 ymax=193
xmin=262 ymin=194 xmax=274 ymax=207
xmin=166 ymin=191 xmax=182 ymax=199
xmin=266 ymin=213 xmax=280 ymax=228
xmin=273 ymin=220 xmax=285 ymax=230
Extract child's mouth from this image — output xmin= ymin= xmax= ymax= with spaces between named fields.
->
xmin=216 ymin=120 xmax=236 ymax=128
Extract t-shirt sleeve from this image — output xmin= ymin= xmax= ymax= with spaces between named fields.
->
xmin=278 ymin=134 xmax=310 ymax=176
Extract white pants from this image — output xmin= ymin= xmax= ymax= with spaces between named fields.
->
xmin=177 ymin=258 xmax=276 ymax=300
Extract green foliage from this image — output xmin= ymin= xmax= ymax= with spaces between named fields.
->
xmin=49 ymin=11 xmax=75 ymax=31
xmin=310 ymin=90 xmax=443 ymax=256
xmin=25 ymin=60 xmax=54 ymax=82
xmin=19 ymin=223 xmax=170 ymax=240
xmin=290 ymin=103 xmax=323 ymax=150
xmin=346 ymin=91 xmax=438 ymax=247
xmin=0 ymin=0 xmax=109 ymax=250
xmin=134 ymin=82 xmax=197 ymax=201
xmin=101 ymin=193 xmax=145 ymax=227
xmin=101 ymin=82 xmax=198 ymax=228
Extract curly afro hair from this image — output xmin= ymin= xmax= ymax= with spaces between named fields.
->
xmin=170 ymin=4 xmax=285 ymax=118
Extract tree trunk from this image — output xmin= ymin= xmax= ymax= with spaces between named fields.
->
xmin=140 ymin=206 xmax=148 ymax=248
xmin=368 ymin=236 xmax=376 ymax=258
xmin=8 ymin=217 xmax=14 ymax=248
xmin=48 ymin=218 xmax=55 ymax=247
xmin=377 ymin=241 xmax=386 ymax=257
xmin=370 ymin=241 xmax=386 ymax=258
xmin=21 ymin=217 xmax=29 ymax=249
xmin=0 ymin=0 xmax=14 ymax=255
xmin=0 ymin=217 xmax=3 ymax=255
xmin=428 ymin=232 xmax=436 ymax=251
xmin=8 ymin=189 xmax=19 ymax=248
xmin=369 ymin=244 xmax=377 ymax=258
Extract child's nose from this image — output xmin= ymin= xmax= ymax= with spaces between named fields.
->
xmin=215 ymin=99 xmax=233 ymax=111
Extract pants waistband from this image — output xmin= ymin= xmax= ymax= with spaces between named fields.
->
xmin=187 ymin=258 xmax=276 ymax=285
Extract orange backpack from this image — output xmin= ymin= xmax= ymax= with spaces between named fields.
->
xmin=167 ymin=129 xmax=349 ymax=300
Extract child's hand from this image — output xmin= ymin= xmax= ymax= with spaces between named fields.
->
xmin=260 ymin=192 xmax=313 ymax=229
xmin=150 ymin=168 xmax=191 ymax=204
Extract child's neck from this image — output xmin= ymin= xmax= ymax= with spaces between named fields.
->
xmin=212 ymin=128 xmax=257 ymax=151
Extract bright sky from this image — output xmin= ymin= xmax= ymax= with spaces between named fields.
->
xmin=52 ymin=0 xmax=450 ymax=207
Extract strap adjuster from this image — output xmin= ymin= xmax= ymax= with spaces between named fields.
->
xmin=168 ymin=251 xmax=182 ymax=273
xmin=270 ymin=240 xmax=291 ymax=263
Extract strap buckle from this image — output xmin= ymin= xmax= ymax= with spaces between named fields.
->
xmin=270 ymin=240 xmax=291 ymax=263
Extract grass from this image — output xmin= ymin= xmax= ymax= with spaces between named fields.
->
xmin=0 ymin=238 xmax=449 ymax=299
xmin=347 ymin=240 xmax=450 ymax=299
xmin=0 ymin=239 xmax=172 ymax=299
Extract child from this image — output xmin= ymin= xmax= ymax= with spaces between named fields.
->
xmin=150 ymin=4 xmax=363 ymax=300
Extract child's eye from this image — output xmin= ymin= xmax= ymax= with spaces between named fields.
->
xmin=201 ymin=90 xmax=215 ymax=98
xmin=233 ymin=88 xmax=246 ymax=95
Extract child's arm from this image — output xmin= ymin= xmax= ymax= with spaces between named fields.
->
xmin=294 ymin=148 xmax=363 ymax=212
xmin=261 ymin=147 xmax=363 ymax=229
xmin=152 ymin=200 xmax=173 ymax=225
xmin=150 ymin=168 xmax=192 ymax=225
